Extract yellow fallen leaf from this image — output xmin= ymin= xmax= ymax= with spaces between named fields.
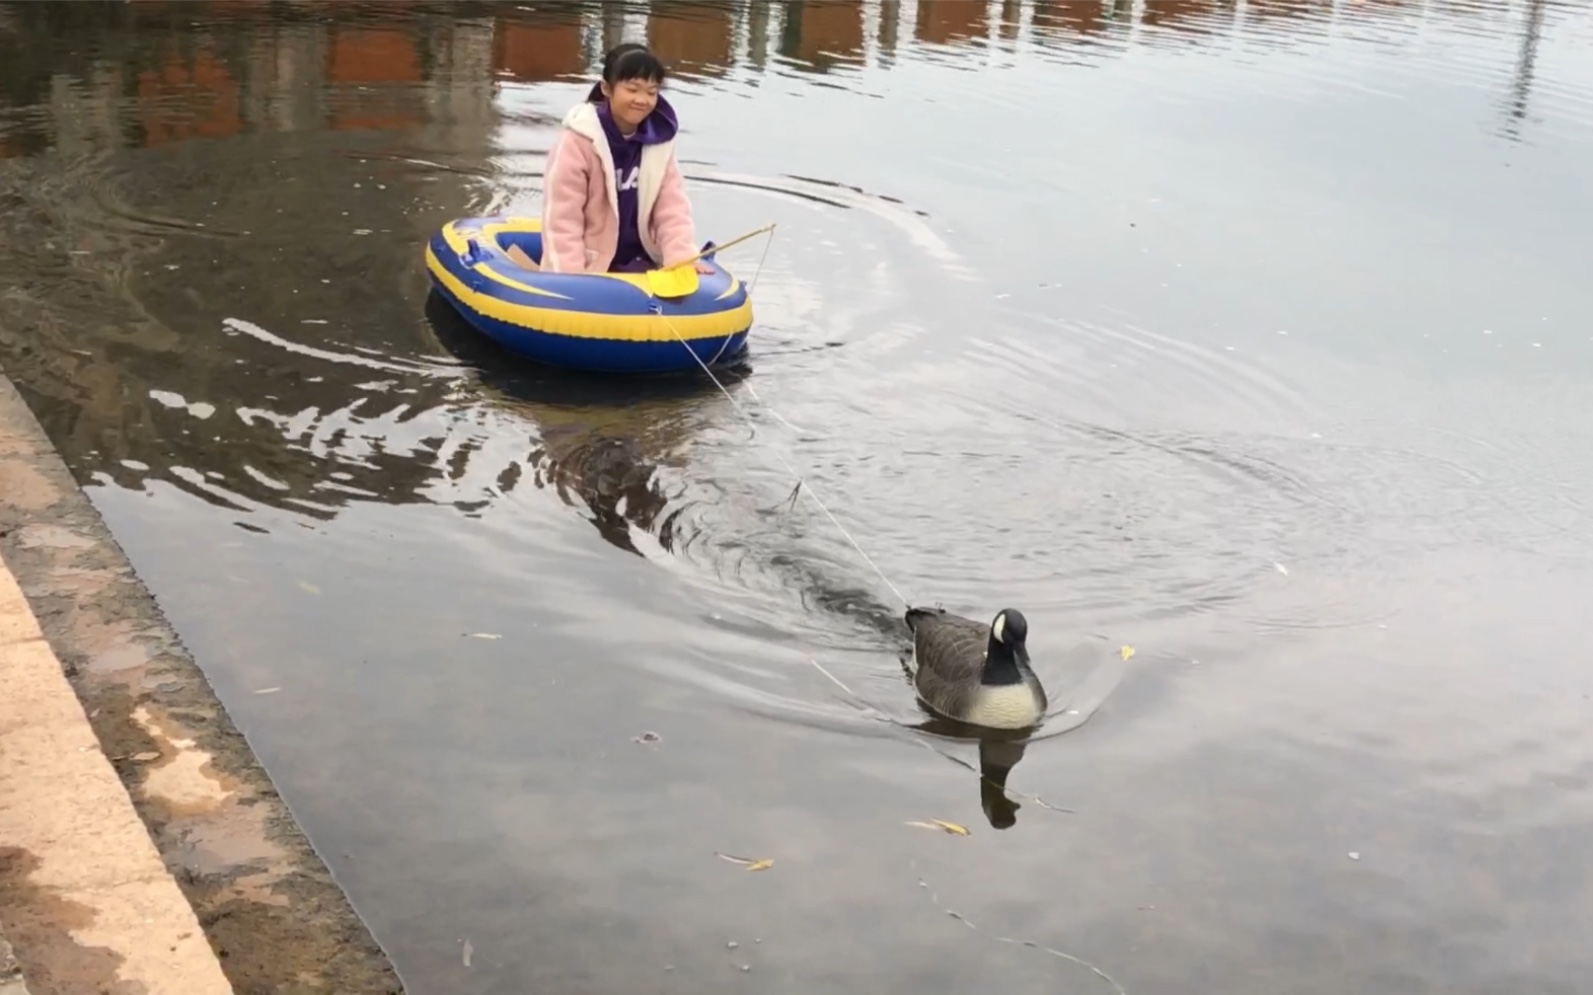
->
xmin=714 ymin=852 xmax=774 ymax=870
xmin=131 ymin=751 xmax=161 ymax=762
xmin=906 ymin=819 xmax=970 ymax=836
xmin=254 ymin=686 xmax=281 ymax=694
xmin=298 ymin=580 xmax=321 ymax=595
xmin=466 ymin=632 xmax=502 ymax=640
xmin=1120 ymin=644 xmax=1135 ymax=661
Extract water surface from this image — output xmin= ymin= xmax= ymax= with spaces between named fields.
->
xmin=3 ymin=1 xmax=1593 ymax=992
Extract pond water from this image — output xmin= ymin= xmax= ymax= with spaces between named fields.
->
xmin=3 ymin=1 xmax=1593 ymax=992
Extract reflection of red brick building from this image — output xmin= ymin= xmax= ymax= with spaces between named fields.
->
xmin=1142 ymin=0 xmax=1237 ymax=35
xmin=136 ymin=51 xmax=242 ymax=146
xmin=328 ymin=27 xmax=421 ymax=84
xmin=648 ymin=2 xmax=735 ymax=78
xmin=1032 ymin=0 xmax=1107 ymax=38
xmin=326 ymin=27 xmax=425 ymax=132
xmin=915 ymin=0 xmax=987 ymax=46
xmin=1244 ymin=0 xmax=1327 ymax=22
xmin=127 ymin=0 xmax=275 ymax=25
xmin=789 ymin=0 xmax=865 ymax=69
xmin=1349 ymin=0 xmax=1419 ymax=15
xmin=998 ymin=0 xmax=1023 ymax=42
xmin=492 ymin=18 xmax=585 ymax=83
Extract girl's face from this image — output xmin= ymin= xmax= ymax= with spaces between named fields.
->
xmin=602 ymin=77 xmax=660 ymax=132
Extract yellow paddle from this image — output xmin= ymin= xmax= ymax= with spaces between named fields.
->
xmin=645 ymin=223 xmax=776 ymax=299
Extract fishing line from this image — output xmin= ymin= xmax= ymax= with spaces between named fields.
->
xmin=650 ymin=235 xmax=1087 ymax=824
xmin=648 ymin=223 xmax=911 ymax=609
xmin=911 ymin=859 xmax=1130 ymax=994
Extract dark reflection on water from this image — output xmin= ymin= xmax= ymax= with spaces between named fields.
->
xmin=422 ymin=288 xmax=757 ymax=557
xmin=4 ymin=0 xmax=1593 ymax=992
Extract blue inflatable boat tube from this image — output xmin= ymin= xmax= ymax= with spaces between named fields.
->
xmin=425 ymin=215 xmax=754 ymax=373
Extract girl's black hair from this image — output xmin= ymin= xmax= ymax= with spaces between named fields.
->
xmin=602 ymin=42 xmax=666 ymax=86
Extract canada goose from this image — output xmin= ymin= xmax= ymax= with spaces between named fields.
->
xmin=903 ymin=606 xmax=1048 ymax=730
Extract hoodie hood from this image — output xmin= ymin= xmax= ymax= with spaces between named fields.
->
xmin=583 ymin=80 xmax=679 ymax=145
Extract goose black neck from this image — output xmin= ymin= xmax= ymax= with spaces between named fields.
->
xmin=981 ymin=639 xmax=1025 ymax=686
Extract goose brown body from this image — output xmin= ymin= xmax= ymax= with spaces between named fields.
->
xmin=904 ymin=606 xmax=1047 ymax=730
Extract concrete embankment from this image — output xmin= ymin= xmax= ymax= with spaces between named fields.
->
xmin=0 ymin=373 xmax=403 ymax=994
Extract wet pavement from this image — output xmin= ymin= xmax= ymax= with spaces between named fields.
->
xmin=2 ymin=1 xmax=1593 ymax=992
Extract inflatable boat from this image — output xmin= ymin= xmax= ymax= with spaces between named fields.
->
xmin=425 ymin=215 xmax=754 ymax=374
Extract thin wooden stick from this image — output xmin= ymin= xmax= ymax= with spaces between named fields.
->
xmin=661 ymin=223 xmax=776 ymax=271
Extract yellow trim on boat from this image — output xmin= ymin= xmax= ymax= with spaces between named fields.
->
xmin=439 ymin=221 xmax=469 ymax=255
xmin=441 ymin=220 xmax=569 ymax=300
xmin=425 ymin=246 xmax=751 ymax=343
xmin=461 ymin=216 xmax=741 ymax=300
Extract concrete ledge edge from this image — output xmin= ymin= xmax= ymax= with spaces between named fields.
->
xmin=0 ymin=371 xmax=404 ymax=994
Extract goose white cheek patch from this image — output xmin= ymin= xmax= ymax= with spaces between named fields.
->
xmin=992 ymin=614 xmax=1005 ymax=643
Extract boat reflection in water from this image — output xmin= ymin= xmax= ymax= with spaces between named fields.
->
xmin=422 ymin=287 xmax=751 ymax=558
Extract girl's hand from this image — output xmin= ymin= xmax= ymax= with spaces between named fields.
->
xmin=694 ymin=260 xmax=714 ymax=274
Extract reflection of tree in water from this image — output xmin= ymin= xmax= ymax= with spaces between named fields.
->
xmin=1501 ymin=0 xmax=1547 ymax=142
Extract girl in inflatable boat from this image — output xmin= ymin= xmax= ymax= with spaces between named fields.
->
xmin=506 ymin=43 xmax=715 ymax=278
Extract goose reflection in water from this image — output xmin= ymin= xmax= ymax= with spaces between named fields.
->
xmin=424 ymin=289 xmax=749 ymax=557
xmin=905 ymin=711 xmax=1034 ymax=831
xmin=895 ymin=635 xmax=1129 ymax=831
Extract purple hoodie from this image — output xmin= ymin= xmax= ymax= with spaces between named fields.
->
xmin=588 ymin=82 xmax=679 ymax=272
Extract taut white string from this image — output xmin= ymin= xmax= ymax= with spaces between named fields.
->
xmin=648 ymin=230 xmax=909 ymax=607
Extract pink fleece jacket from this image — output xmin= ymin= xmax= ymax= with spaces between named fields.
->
xmin=540 ymin=98 xmax=698 ymax=274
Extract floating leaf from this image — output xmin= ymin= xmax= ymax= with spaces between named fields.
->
xmin=298 ymin=580 xmax=321 ymax=594
xmin=254 ymin=686 xmax=281 ymax=695
xmin=465 ymin=632 xmax=502 ymax=640
xmin=633 ymin=731 xmax=661 ymax=744
xmin=131 ymin=751 xmax=161 ymax=762
xmin=1119 ymin=645 xmax=1135 ymax=661
xmin=715 ymin=852 xmax=774 ymax=870
xmin=462 ymin=938 xmax=473 ymax=967
xmin=906 ymin=819 xmax=970 ymax=836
